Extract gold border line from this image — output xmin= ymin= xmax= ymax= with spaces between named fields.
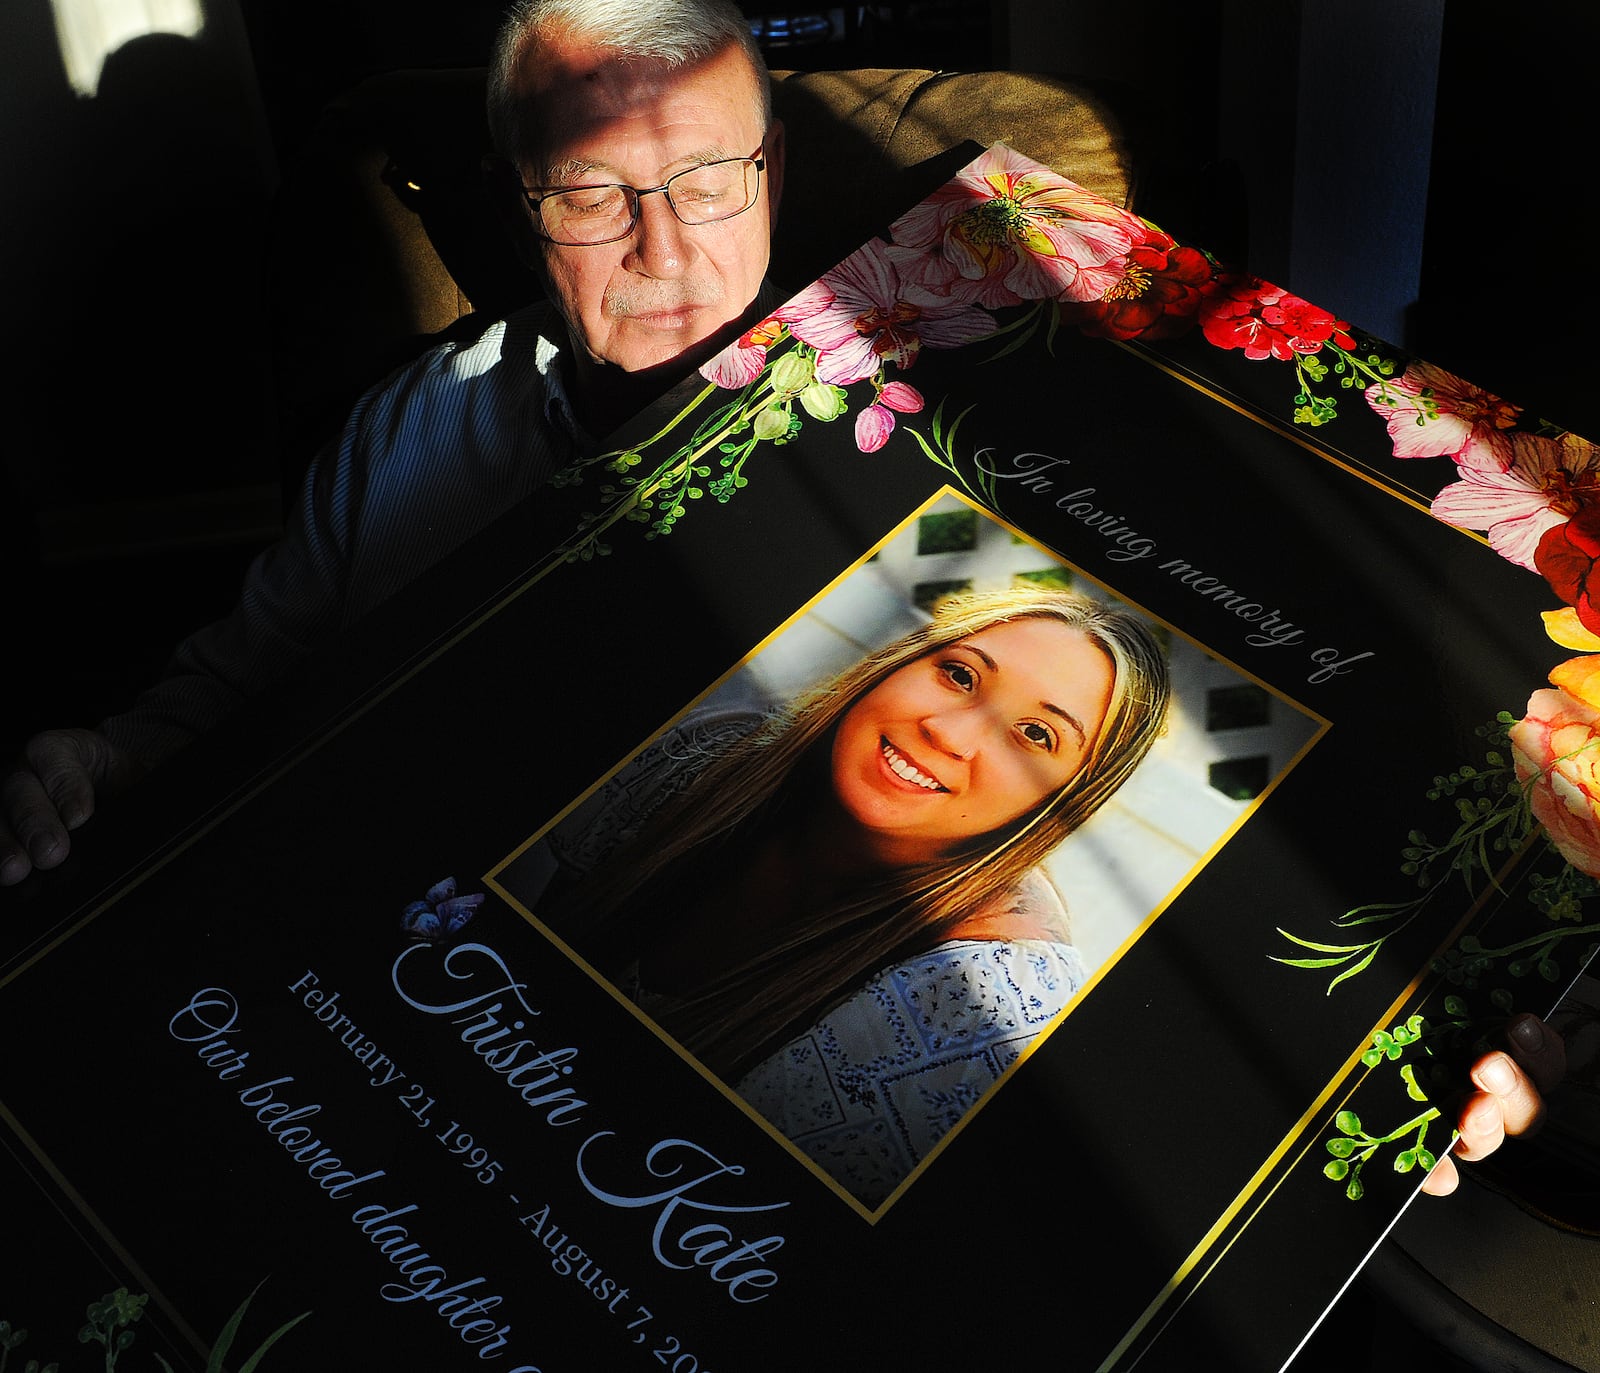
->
xmin=1119 ymin=341 xmax=1496 ymax=550
xmin=1097 ymin=830 xmax=1543 ymax=1370
xmin=0 ymin=1095 xmax=210 ymax=1362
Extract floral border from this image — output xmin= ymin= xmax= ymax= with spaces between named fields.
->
xmin=548 ymin=140 xmax=1600 ymax=1198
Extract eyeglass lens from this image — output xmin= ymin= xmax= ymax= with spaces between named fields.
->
xmin=539 ymin=158 xmax=760 ymax=245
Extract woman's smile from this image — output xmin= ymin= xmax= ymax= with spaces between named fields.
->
xmin=878 ymin=735 xmax=950 ymax=792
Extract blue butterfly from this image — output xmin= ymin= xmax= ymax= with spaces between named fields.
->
xmin=401 ymin=876 xmax=485 ymax=942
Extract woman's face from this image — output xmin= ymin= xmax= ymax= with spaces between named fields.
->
xmin=829 ymin=617 xmax=1116 ymax=866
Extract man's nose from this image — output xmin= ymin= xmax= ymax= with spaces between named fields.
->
xmin=624 ymin=189 xmax=689 ymax=278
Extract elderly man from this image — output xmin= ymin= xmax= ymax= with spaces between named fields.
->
xmin=1 ymin=0 xmax=781 ymax=886
xmin=0 ymin=0 xmax=1562 ymax=1192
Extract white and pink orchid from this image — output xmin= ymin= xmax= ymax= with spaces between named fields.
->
xmin=1364 ymin=360 xmax=1521 ymax=469
xmin=783 ymin=242 xmax=996 ymax=387
xmin=1430 ymin=431 xmax=1600 ymax=571
xmin=698 ymin=289 xmax=836 ymax=389
xmin=700 ymin=317 xmax=786 ymax=388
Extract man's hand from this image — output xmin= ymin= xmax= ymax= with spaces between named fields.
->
xmin=1421 ymin=1012 xmax=1567 ymax=1196
xmin=0 ymin=729 xmax=143 ymax=886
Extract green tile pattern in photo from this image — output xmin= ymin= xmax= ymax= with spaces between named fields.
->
xmin=916 ymin=509 xmax=979 ymax=555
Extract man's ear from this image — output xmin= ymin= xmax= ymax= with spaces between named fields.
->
xmin=763 ymin=117 xmax=785 ymax=223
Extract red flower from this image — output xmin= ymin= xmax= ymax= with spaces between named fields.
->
xmin=1058 ymin=230 xmax=1216 ymax=341
xmin=1198 ymin=275 xmax=1355 ymax=360
xmin=1536 ymin=506 xmax=1600 ymax=637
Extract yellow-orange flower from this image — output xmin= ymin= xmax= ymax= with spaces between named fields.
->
xmin=1510 ymin=655 xmax=1600 ymax=877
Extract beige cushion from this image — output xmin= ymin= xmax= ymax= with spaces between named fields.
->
xmin=770 ymin=68 xmax=1135 ymax=288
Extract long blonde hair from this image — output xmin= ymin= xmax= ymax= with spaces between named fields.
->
xmin=558 ymin=586 xmax=1170 ymax=1077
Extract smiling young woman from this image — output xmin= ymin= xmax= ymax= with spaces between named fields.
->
xmin=535 ymin=588 xmax=1169 ymax=1200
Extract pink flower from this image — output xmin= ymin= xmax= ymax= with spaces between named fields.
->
xmin=1364 ymin=360 xmax=1521 ymax=467
xmin=1511 ymin=658 xmax=1600 ymax=878
xmin=698 ymin=293 xmax=833 ymax=389
xmin=785 ymin=242 xmax=995 ymax=386
xmin=700 ymin=317 xmax=787 ymax=387
xmin=1431 ymin=432 xmax=1600 ymax=571
xmin=877 ymin=381 xmax=923 ymax=413
xmin=853 ymin=381 xmax=924 ymax=453
xmin=1198 ymin=276 xmax=1355 ymax=361
xmin=883 ymin=144 xmax=1138 ymax=308
xmin=855 ymin=405 xmax=896 ymax=453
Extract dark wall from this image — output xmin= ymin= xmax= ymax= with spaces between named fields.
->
xmin=1416 ymin=1 xmax=1598 ymax=437
xmin=3 ymin=0 xmax=281 ymax=749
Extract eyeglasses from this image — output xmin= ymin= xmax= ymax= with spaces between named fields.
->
xmin=523 ymin=149 xmax=766 ymax=247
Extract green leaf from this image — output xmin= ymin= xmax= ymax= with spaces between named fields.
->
xmin=1274 ymin=930 xmax=1368 ymax=954
xmin=1346 ymin=1175 xmax=1365 ymax=1201
xmin=983 ymin=315 xmax=1040 ymax=363
xmin=1326 ymin=1137 xmax=1356 ymax=1158
xmin=900 ymin=426 xmax=944 ymax=465
xmin=1333 ymin=899 xmax=1418 ymax=927
xmin=1394 ymin=1149 xmax=1418 ymax=1173
xmin=1323 ymin=1159 xmax=1349 ymax=1180
xmin=235 ymin=1312 xmax=313 ymax=1373
xmin=1327 ymin=944 xmax=1381 ymax=991
xmin=206 ymin=1286 xmax=259 ymax=1372
xmin=1335 ymin=1110 xmax=1362 ymax=1135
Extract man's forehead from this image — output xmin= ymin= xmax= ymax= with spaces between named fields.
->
xmin=518 ymin=36 xmax=763 ymax=173
xmin=519 ymin=36 xmax=761 ymax=123
xmin=540 ymin=139 xmax=747 ymax=185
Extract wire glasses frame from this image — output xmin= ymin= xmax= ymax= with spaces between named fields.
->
xmin=522 ymin=148 xmax=766 ymax=247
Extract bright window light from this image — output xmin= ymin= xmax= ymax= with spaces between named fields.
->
xmin=52 ymin=0 xmax=205 ymax=98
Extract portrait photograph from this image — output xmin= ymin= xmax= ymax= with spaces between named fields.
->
xmin=490 ymin=491 xmax=1325 ymax=1210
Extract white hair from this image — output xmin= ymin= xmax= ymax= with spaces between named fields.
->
xmin=487 ymin=0 xmax=770 ymax=170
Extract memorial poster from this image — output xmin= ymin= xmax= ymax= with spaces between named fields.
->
xmin=2 ymin=145 xmax=1595 ymax=1372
